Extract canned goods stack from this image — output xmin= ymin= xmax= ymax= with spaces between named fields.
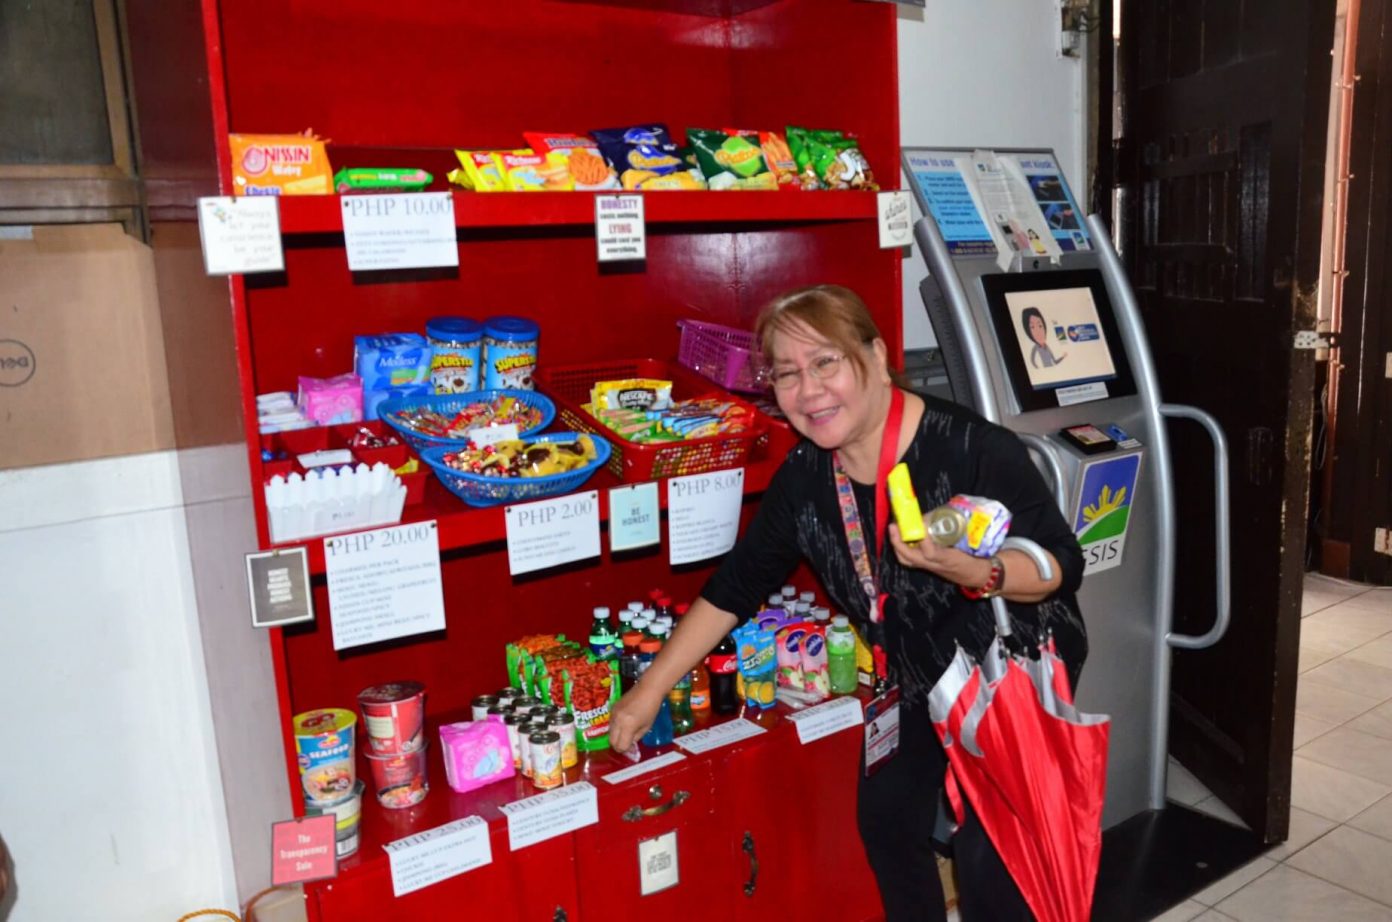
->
xmin=469 ymin=687 xmax=578 ymax=792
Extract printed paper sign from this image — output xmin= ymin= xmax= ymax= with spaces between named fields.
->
xmin=1072 ymin=451 xmax=1143 ymax=575
xmin=999 ymin=152 xmax=1092 ymax=253
xmin=324 ymin=521 xmax=446 ymax=650
xmin=877 ymin=191 xmax=913 ymax=249
xmin=608 ymin=482 xmax=660 ymax=552
xmin=466 ymin=423 xmax=519 ymax=447
xmin=639 ymin=831 xmax=680 ymax=896
xmin=602 ymin=750 xmax=687 ymax=785
xmin=197 ymin=196 xmax=284 ymax=274
xmin=595 ymin=194 xmax=646 ymax=262
xmin=903 ymin=151 xmax=996 ymax=257
xmin=246 ymin=547 xmax=314 ymax=629
xmin=787 ymin=695 xmax=864 ymax=745
xmin=271 ymin=815 xmax=337 ymax=886
xmin=667 ymin=468 xmax=744 ymax=565
xmin=967 ymin=150 xmax=1061 ymax=271
xmin=341 ymin=193 xmax=459 ymax=271
xmin=504 ymin=490 xmax=601 ymax=575
xmin=500 ymin=782 xmax=599 ymax=850
xmin=674 ymin=718 xmax=767 ymax=755
xmin=384 ymin=817 xmax=492 ymax=897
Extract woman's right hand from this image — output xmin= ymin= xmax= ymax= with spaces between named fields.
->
xmin=609 ymin=685 xmax=664 ymax=754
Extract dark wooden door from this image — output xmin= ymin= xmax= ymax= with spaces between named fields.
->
xmin=1114 ymin=0 xmax=1334 ymax=840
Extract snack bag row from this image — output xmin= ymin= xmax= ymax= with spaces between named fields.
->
xmin=587 ymin=396 xmax=757 ymax=444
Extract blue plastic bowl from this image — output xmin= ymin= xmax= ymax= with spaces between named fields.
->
xmin=377 ymin=390 xmax=555 ymax=452
xmin=421 ymin=432 xmax=612 ymax=508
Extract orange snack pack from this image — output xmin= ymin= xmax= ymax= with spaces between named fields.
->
xmin=523 ymin=132 xmax=619 ymax=191
xmin=725 ymin=128 xmax=803 ymax=189
xmin=229 ymin=132 xmax=333 ymax=196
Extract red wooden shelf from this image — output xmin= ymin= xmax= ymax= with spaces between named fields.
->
xmin=276 ymin=189 xmax=882 ymax=235
xmin=272 ymin=455 xmax=782 ymax=574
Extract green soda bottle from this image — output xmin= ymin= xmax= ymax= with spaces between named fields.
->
xmin=828 ymin=615 xmax=858 ymax=695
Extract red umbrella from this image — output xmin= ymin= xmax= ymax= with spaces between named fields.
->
xmin=928 ymin=539 xmax=1110 ymax=922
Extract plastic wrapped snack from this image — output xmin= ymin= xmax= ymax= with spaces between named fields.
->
xmin=524 ymin=132 xmax=620 ymax=191
xmin=589 ymin=379 xmax=673 ymax=412
xmin=493 ymin=149 xmax=554 ymax=192
xmin=591 ymin=124 xmax=706 ymax=191
xmin=230 ymin=132 xmax=333 ymax=196
xmin=732 ymin=621 xmax=778 ymax=710
xmin=450 ymin=150 xmax=508 ymax=192
xmin=687 ymin=128 xmax=778 ymax=191
xmin=334 ymin=168 xmax=432 ymax=194
xmin=787 ymin=127 xmax=878 ymax=191
xmin=440 ymin=435 xmax=598 ymax=478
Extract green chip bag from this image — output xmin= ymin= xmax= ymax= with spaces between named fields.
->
xmin=687 ymin=128 xmax=778 ymax=191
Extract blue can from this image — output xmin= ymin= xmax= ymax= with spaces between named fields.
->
xmin=426 ymin=317 xmax=483 ymax=394
xmin=483 ymin=316 xmax=539 ymax=390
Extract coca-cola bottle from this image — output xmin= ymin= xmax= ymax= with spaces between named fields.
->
xmin=707 ymin=634 xmax=739 ymax=715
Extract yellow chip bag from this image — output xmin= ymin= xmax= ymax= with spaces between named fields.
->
xmin=229 ymin=132 xmax=333 ymax=196
xmin=453 ymin=150 xmax=507 ymax=192
xmin=493 ymin=149 xmax=554 ymax=192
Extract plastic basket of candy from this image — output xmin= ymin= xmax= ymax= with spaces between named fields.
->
xmin=536 ymin=358 xmax=767 ymax=482
xmin=376 ymin=390 xmax=555 ymax=452
xmin=420 ymin=432 xmax=612 ymax=508
xmin=676 ymin=319 xmax=766 ymax=394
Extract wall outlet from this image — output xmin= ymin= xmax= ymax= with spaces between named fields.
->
xmin=1376 ymin=527 xmax=1392 ymax=556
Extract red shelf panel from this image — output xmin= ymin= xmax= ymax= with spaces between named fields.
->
xmin=275 ymin=190 xmax=882 ymax=235
xmin=272 ymin=455 xmax=781 ymax=574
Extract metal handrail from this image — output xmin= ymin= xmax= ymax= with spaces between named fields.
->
xmin=1160 ymin=404 xmax=1232 ymax=650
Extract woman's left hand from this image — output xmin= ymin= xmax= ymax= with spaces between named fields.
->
xmin=887 ymin=522 xmax=991 ymax=587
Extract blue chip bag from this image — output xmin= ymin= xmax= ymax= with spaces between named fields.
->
xmin=590 ymin=124 xmax=693 ymax=190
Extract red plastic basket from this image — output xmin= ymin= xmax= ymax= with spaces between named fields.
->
xmin=676 ymin=319 xmax=766 ymax=394
xmin=536 ymin=358 xmax=768 ymax=481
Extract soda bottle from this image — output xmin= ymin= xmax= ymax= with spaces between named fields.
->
xmin=828 ymin=615 xmax=858 ymax=694
xmin=780 ymin=584 xmax=797 ymax=604
xmin=668 ymin=674 xmax=694 ymax=735
xmin=588 ymin=606 xmax=616 ymax=659
xmin=618 ymin=630 xmax=645 ymax=693
xmin=637 ymin=638 xmax=674 ymax=746
xmin=708 ymin=634 xmax=739 ymax=714
xmin=689 ymin=661 xmax=711 ymax=712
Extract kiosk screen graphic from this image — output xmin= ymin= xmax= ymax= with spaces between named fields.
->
xmin=1003 ymin=286 xmax=1118 ymax=391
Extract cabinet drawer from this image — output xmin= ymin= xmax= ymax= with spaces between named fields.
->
xmin=590 ymin=758 xmax=716 ymax=836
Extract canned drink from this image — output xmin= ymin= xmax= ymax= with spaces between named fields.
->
xmin=513 ymin=695 xmax=541 ymax=710
xmin=520 ymin=721 xmax=546 ymax=779
xmin=485 ymin=705 xmax=508 ymax=721
xmin=496 ymin=687 xmax=523 ymax=708
xmin=546 ymin=711 xmax=578 ymax=769
xmin=502 ymin=713 xmax=525 ymax=769
xmin=526 ymin=705 xmax=553 ymax=720
xmin=926 ymin=495 xmax=1012 ymax=558
xmin=531 ymin=731 xmax=563 ymax=789
xmin=472 ymin=695 xmax=500 ymax=721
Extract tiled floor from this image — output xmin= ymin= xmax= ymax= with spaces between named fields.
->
xmin=1153 ymin=574 xmax=1392 ymax=921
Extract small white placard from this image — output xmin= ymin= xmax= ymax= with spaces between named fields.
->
xmin=500 ymin=782 xmax=599 ymax=851
xmin=877 ymin=191 xmax=913 ymax=249
xmin=674 ymin=719 xmax=767 ymax=755
xmin=667 ymin=468 xmax=744 ymax=565
xmin=341 ymin=193 xmax=459 ymax=271
xmin=466 ymin=423 xmax=520 ymax=447
xmin=1055 ymin=381 xmax=1110 ymax=407
xmin=595 ymin=194 xmax=646 ymax=262
xmin=324 ymin=521 xmax=446 ymax=650
xmin=602 ymin=750 xmax=687 ymax=785
xmin=504 ymin=491 xmax=601 ymax=576
xmin=786 ymin=695 xmax=864 ymax=745
xmin=384 ymin=816 xmax=492 ymax=898
xmin=639 ymin=831 xmax=680 ymax=896
xmin=608 ymin=482 xmax=661 ymax=552
xmin=197 ymin=196 xmax=284 ymax=275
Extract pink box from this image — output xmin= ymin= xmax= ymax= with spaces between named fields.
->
xmin=298 ymin=374 xmax=363 ymax=426
xmin=439 ymin=719 xmax=515 ymax=794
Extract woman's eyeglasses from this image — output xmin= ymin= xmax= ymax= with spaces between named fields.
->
xmin=763 ymin=352 xmax=847 ymax=391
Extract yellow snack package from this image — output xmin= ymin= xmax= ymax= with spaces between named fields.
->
xmin=229 ymin=132 xmax=333 ymax=196
xmin=453 ymin=150 xmax=508 ymax=192
xmin=523 ymin=133 xmax=619 ymax=191
xmin=493 ymin=149 xmax=555 ymax=192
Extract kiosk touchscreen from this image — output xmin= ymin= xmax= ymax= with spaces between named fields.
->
xmin=902 ymin=147 xmax=1231 ymax=830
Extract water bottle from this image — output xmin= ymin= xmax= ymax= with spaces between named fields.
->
xmin=828 ymin=615 xmax=858 ymax=695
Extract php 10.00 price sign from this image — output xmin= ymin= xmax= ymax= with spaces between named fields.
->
xmin=504 ymin=490 xmax=601 ymax=576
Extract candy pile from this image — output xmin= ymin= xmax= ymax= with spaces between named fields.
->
xmin=586 ymin=396 xmax=757 ymax=444
xmin=388 ymin=395 xmax=545 ymax=440
xmin=344 ymin=427 xmax=400 ymax=450
xmin=439 ymin=435 xmax=597 ymax=478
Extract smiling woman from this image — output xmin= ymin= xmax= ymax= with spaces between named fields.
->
xmin=608 ymin=283 xmax=1089 ymax=922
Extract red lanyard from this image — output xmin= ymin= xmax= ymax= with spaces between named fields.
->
xmin=833 ymin=388 xmax=904 ymax=683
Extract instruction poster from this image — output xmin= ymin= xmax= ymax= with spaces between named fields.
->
xmin=902 ymin=151 xmax=996 ymax=257
xmin=1010 ymin=153 xmax=1092 ymax=254
xmin=1073 ymin=453 xmax=1142 ymax=575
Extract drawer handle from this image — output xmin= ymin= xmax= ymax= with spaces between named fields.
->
xmin=622 ymin=789 xmax=690 ymax=822
xmin=742 ymin=831 xmax=759 ymax=897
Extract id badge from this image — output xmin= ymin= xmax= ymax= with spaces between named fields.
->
xmin=863 ymin=685 xmax=901 ymax=776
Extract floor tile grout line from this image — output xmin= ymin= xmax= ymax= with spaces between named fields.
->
xmin=1272 ymin=855 xmax=1392 ymax=910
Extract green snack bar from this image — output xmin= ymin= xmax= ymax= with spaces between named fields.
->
xmin=333 ymin=167 xmax=433 ymax=193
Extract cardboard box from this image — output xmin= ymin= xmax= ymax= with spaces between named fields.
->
xmin=0 ymin=223 xmax=176 ymax=468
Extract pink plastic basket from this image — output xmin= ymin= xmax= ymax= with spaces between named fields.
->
xmin=676 ymin=319 xmax=765 ymax=394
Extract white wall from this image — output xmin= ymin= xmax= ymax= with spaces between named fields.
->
xmin=0 ymin=451 xmax=243 ymax=920
xmin=897 ymin=0 xmax=1090 ymax=348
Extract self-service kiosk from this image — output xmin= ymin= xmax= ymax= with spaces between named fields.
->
xmin=902 ymin=147 xmax=1232 ymax=828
